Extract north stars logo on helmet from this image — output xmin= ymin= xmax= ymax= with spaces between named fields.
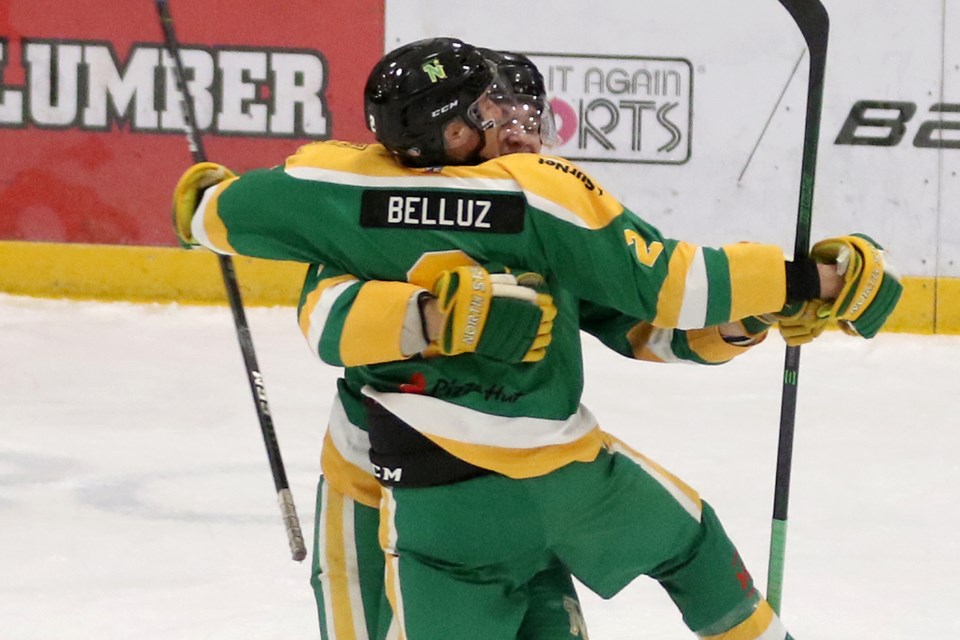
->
xmin=421 ymin=58 xmax=447 ymax=82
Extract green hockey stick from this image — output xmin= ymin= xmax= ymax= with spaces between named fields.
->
xmin=766 ymin=0 xmax=830 ymax=615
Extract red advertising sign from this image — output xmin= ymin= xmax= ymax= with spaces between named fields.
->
xmin=0 ymin=0 xmax=384 ymax=245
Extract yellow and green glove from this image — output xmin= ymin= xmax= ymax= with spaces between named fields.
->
xmin=746 ymin=233 xmax=902 ymax=345
xmin=431 ymin=266 xmax=556 ymax=363
xmin=744 ymin=300 xmax=827 ymax=347
xmin=171 ymin=162 xmax=236 ymax=247
xmin=808 ymin=233 xmax=902 ymax=338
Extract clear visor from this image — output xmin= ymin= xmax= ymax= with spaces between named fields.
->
xmin=465 ymin=64 xmax=559 ymax=148
xmin=500 ymin=96 xmax=558 ymax=148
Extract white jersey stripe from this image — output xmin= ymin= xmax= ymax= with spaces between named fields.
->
xmin=318 ymin=482 xmax=338 ymax=639
xmin=285 ymin=165 xmax=522 ymax=193
xmin=362 ymin=387 xmax=598 ymax=449
xmin=286 ymin=165 xmax=608 ymax=230
xmin=306 ymin=277 xmax=360 ymax=355
xmin=677 ymin=248 xmax=709 ymax=329
xmin=523 ymin=190 xmax=594 ymax=229
xmin=383 ymin=617 xmax=402 ymax=640
xmin=341 ymin=498 xmax=369 ymax=640
xmin=643 ymin=327 xmax=682 ymax=363
xmin=191 ymin=187 xmax=229 ymax=254
xmin=327 ymin=395 xmax=373 ymax=473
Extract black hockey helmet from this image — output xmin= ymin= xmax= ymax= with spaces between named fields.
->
xmin=478 ymin=49 xmax=557 ymax=147
xmin=364 ymin=37 xmax=499 ymax=167
xmin=479 ymin=49 xmax=546 ymax=99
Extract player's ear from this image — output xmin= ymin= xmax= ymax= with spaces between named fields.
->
xmin=443 ymin=118 xmax=477 ymax=157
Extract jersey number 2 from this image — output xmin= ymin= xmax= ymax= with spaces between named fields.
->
xmin=624 ymin=229 xmax=664 ymax=267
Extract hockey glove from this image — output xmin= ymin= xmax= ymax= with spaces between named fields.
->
xmin=809 ymin=234 xmax=903 ymax=338
xmin=431 ymin=266 xmax=557 ymax=363
xmin=744 ymin=300 xmax=828 ymax=347
xmin=172 ymin=162 xmax=236 ymax=247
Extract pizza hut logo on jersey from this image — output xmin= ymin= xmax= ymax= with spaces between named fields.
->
xmin=525 ymin=53 xmax=693 ymax=165
xmin=431 ymin=378 xmax=526 ymax=403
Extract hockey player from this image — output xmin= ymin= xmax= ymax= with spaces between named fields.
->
xmin=303 ymin=50 xmax=589 ymax=640
xmin=309 ymin=49 xmax=590 ymax=640
xmin=172 ymin=38 xmax=901 ymax=640
xmin=299 ymin=48 xmax=779 ymax=640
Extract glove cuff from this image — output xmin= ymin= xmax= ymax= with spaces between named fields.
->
xmin=415 ymin=292 xmax=435 ymax=344
xmin=784 ymin=257 xmax=820 ymax=303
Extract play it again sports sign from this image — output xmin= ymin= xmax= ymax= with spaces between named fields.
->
xmin=527 ymin=53 xmax=693 ymax=165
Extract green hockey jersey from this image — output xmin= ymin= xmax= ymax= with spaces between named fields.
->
xmin=190 ymin=141 xmax=787 ymax=477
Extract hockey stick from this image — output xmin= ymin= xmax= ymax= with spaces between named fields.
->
xmin=766 ymin=0 xmax=829 ymax=614
xmin=154 ymin=0 xmax=307 ymax=562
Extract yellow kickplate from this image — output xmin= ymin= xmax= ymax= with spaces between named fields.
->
xmin=1 ymin=241 xmax=957 ymax=334
xmin=0 ymin=241 xmax=306 ymax=306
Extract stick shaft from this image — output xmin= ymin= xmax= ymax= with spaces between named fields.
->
xmin=154 ymin=0 xmax=306 ymax=562
xmin=767 ymin=0 xmax=829 ymax=614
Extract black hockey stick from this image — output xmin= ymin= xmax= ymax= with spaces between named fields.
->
xmin=766 ymin=0 xmax=829 ymax=614
xmin=154 ymin=0 xmax=307 ymax=562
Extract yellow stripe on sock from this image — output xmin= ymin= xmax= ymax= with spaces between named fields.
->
xmin=379 ymin=489 xmax=407 ymax=639
xmin=701 ymin=601 xmax=785 ymax=640
xmin=323 ymin=488 xmax=359 ymax=640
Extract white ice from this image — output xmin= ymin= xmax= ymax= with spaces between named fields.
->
xmin=1 ymin=293 xmax=957 ymax=639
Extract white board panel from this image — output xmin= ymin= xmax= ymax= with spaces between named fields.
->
xmin=385 ymin=0 xmax=946 ymax=276
xmin=815 ymin=0 xmax=943 ymax=276
xmin=939 ymin=2 xmax=960 ymax=277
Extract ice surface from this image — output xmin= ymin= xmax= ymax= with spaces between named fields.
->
xmin=1 ymin=294 xmax=957 ymax=639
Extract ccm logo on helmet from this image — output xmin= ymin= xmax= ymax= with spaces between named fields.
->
xmin=431 ymin=99 xmax=460 ymax=119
